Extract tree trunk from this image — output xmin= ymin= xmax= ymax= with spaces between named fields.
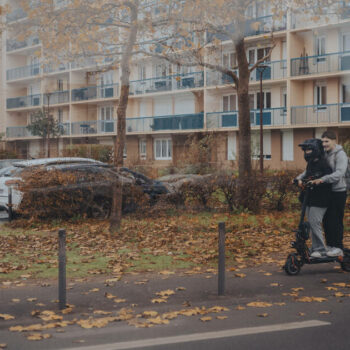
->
xmin=109 ymin=4 xmax=138 ymax=234
xmin=235 ymin=38 xmax=252 ymax=206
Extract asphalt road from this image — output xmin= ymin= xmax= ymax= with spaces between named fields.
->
xmin=2 ymin=264 xmax=350 ymax=350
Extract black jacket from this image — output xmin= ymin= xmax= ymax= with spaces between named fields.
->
xmin=300 ymin=158 xmax=332 ymax=208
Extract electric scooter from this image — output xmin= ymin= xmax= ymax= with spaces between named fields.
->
xmin=284 ymin=181 xmax=350 ymax=275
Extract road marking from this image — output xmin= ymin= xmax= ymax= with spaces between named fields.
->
xmin=62 ymin=320 xmax=330 ymax=350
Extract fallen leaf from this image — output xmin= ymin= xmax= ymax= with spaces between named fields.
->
xmin=93 ymin=310 xmax=111 ymax=315
xmin=26 ymin=333 xmax=51 ymax=341
xmin=247 ymin=302 xmax=272 ymax=308
xmin=61 ymin=308 xmax=73 ymax=315
xmin=298 ymin=312 xmax=306 ymax=316
xmin=0 ymin=344 xmax=7 ymax=349
xmin=235 ymin=273 xmax=246 ymax=278
xmin=333 ymin=283 xmax=347 ymax=288
xmin=105 ymin=293 xmax=117 ymax=299
xmin=200 ymin=316 xmax=212 ymax=322
xmin=151 ymin=298 xmax=167 ymax=304
xmin=11 ymin=299 xmax=20 ymax=303
xmin=334 ymin=292 xmax=345 ymax=297
xmin=319 ymin=311 xmax=331 ymax=314
xmin=216 ymin=316 xmax=228 ymax=320
xmin=291 ymin=287 xmax=304 ymax=292
xmin=326 ymin=287 xmax=338 ymax=291
xmin=176 ymin=287 xmax=186 ymax=291
xmin=142 ymin=311 xmax=158 ymax=318
xmin=156 ymin=289 xmax=175 ymax=297
xmin=27 ymin=298 xmax=37 ymax=302
xmin=236 ymin=306 xmax=246 ymax=310
xmin=270 ymin=283 xmax=279 ymax=287
xmin=0 ymin=314 xmax=15 ymax=321
xmin=257 ymin=313 xmax=268 ymax=317
xmin=114 ymin=298 xmax=126 ymax=303
xmin=264 ymin=273 xmax=272 ymax=276
xmin=89 ymin=288 xmax=99 ymax=293
xmin=296 ymin=297 xmax=327 ymax=303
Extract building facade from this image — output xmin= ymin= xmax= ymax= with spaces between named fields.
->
xmin=2 ymin=1 xmax=350 ymax=172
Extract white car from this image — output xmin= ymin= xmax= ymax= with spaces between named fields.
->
xmin=0 ymin=157 xmax=103 ymax=213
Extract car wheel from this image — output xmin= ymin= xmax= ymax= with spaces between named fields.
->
xmin=89 ymin=198 xmax=111 ymax=219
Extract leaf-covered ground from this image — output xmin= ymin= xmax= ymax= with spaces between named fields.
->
xmin=1 ymin=209 xmax=350 ymax=281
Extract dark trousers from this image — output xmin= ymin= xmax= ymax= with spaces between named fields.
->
xmin=323 ymin=191 xmax=347 ymax=249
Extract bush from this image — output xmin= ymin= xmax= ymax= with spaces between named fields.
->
xmin=264 ymin=170 xmax=299 ymax=211
xmin=63 ymin=144 xmax=113 ymax=163
xmin=214 ymin=172 xmax=237 ymax=212
xmin=179 ymin=176 xmax=217 ymax=209
xmin=0 ymin=150 xmax=19 ymax=159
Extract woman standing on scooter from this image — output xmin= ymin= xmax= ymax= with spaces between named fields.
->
xmin=310 ymin=131 xmax=348 ymax=257
xmin=296 ymin=139 xmax=332 ymax=258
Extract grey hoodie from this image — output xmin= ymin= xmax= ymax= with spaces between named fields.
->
xmin=320 ymin=144 xmax=348 ymax=192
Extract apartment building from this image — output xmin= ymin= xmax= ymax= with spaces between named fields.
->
xmin=2 ymin=1 xmax=350 ymax=172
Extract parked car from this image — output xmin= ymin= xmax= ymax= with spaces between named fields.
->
xmin=0 ymin=158 xmax=168 ymax=218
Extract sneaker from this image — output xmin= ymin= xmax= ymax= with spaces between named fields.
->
xmin=310 ymin=251 xmax=323 ymax=258
xmin=326 ymin=247 xmax=343 ymax=257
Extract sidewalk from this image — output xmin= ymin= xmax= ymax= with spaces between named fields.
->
xmin=1 ymin=263 xmax=349 ymax=349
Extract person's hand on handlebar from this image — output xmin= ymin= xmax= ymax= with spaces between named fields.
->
xmin=308 ymin=178 xmax=324 ymax=186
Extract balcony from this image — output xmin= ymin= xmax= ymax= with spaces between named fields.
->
xmin=126 ymin=113 xmax=204 ymax=133
xmin=70 ymin=120 xmax=116 ymax=135
xmin=291 ymin=51 xmax=350 ymax=76
xmin=206 ymin=60 xmax=287 ymax=86
xmin=129 ymin=71 xmax=204 ymax=95
xmin=6 ymin=8 xmax=27 ymax=23
xmin=7 ymin=94 xmax=41 ymax=109
xmin=6 ymin=36 xmax=40 ymax=52
xmin=44 ymin=91 xmax=70 ymax=105
xmin=291 ymin=103 xmax=350 ymax=125
xmin=207 ymin=15 xmax=287 ymax=42
xmin=7 ymin=64 xmax=41 ymax=81
xmin=6 ymin=126 xmax=33 ymax=138
xmin=206 ymin=108 xmax=287 ymax=129
xmin=43 ymin=62 xmax=70 ymax=74
xmin=71 ymin=84 xmax=119 ymax=102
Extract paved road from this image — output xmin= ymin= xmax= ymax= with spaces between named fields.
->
xmin=1 ymin=263 xmax=350 ymax=349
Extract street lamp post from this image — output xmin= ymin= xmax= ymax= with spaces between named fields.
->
xmin=257 ymin=65 xmax=268 ymax=174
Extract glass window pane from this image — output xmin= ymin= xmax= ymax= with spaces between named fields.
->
xmin=223 ymin=96 xmax=229 ymax=111
xmin=156 ymin=140 xmax=161 ymax=158
xmin=321 ymin=86 xmax=327 ymax=105
xmin=230 ymin=95 xmax=236 ymax=110
xmin=266 ymin=92 xmax=271 ymax=108
xmin=168 ymin=140 xmax=172 ymax=157
xmin=343 ymin=85 xmax=350 ymax=103
xmin=162 ymin=140 xmax=166 ymax=157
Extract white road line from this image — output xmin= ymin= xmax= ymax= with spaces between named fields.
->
xmin=61 ymin=320 xmax=330 ymax=350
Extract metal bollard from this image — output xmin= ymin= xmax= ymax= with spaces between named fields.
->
xmin=218 ymin=222 xmax=226 ymax=296
xmin=58 ymin=229 xmax=67 ymax=310
xmin=8 ymin=187 xmax=12 ymax=222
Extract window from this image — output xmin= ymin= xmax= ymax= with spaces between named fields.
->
xmin=57 ymin=79 xmax=64 ymax=91
xmin=316 ymin=36 xmax=326 ymax=56
xmin=257 ymin=91 xmax=271 ymax=109
xmin=58 ymin=109 xmax=63 ymax=123
xmin=343 ymin=85 xmax=350 ymax=103
xmin=222 ymin=52 xmax=236 ymax=69
xmin=251 ymin=131 xmax=271 ymax=159
xmin=222 ymin=95 xmax=236 ymax=111
xmin=248 ymin=47 xmax=271 ymax=65
xmin=227 ymin=133 xmax=236 ymax=160
xmin=138 ymin=64 xmax=146 ymax=80
xmin=282 ymin=130 xmax=293 ymax=161
xmin=342 ymin=33 xmax=350 ymax=51
xmin=155 ymin=62 xmax=171 ymax=78
xmin=315 ymin=84 xmax=327 ymax=107
xmin=139 ymin=139 xmax=147 ymax=158
xmin=100 ymin=106 xmax=114 ymax=120
xmin=154 ymin=138 xmax=172 ymax=160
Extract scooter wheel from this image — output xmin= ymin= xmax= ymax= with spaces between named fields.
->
xmin=340 ymin=261 xmax=350 ymax=272
xmin=284 ymin=254 xmax=301 ymax=276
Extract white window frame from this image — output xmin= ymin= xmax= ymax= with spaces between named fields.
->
xmin=316 ymin=36 xmax=326 ymax=56
xmin=222 ymin=52 xmax=237 ymax=69
xmin=251 ymin=131 xmax=271 ymax=160
xmin=222 ymin=94 xmax=237 ymax=112
xmin=99 ymin=105 xmax=114 ymax=121
xmin=139 ymin=139 xmax=147 ymax=159
xmin=314 ymin=83 xmax=327 ymax=108
xmin=342 ymin=32 xmax=350 ymax=52
xmin=154 ymin=138 xmax=172 ymax=160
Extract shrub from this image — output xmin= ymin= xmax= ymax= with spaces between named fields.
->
xmin=63 ymin=144 xmax=113 ymax=163
xmin=214 ymin=172 xmax=237 ymax=212
xmin=264 ymin=170 xmax=299 ymax=211
xmin=0 ymin=150 xmax=19 ymax=159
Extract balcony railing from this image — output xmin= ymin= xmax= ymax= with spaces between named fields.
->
xmin=291 ymin=51 xmax=350 ymax=76
xmin=126 ymin=113 xmax=204 ymax=133
xmin=7 ymin=94 xmax=41 ymax=109
xmin=44 ymin=91 xmax=70 ymax=105
xmin=206 ymin=60 xmax=286 ymax=86
xmin=6 ymin=36 xmax=40 ymax=52
xmin=7 ymin=64 xmax=41 ymax=81
xmin=208 ymin=15 xmax=287 ymax=42
xmin=206 ymin=108 xmax=287 ymax=129
xmin=6 ymin=126 xmax=33 ymax=138
xmin=43 ymin=62 xmax=70 ymax=74
xmin=291 ymin=103 xmax=350 ymax=124
xmin=58 ymin=123 xmax=71 ymax=136
xmin=6 ymin=8 xmax=27 ymax=23
xmin=70 ymin=120 xmax=116 ymax=135
xmin=71 ymin=84 xmax=119 ymax=102
xmin=129 ymin=71 xmax=204 ymax=95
